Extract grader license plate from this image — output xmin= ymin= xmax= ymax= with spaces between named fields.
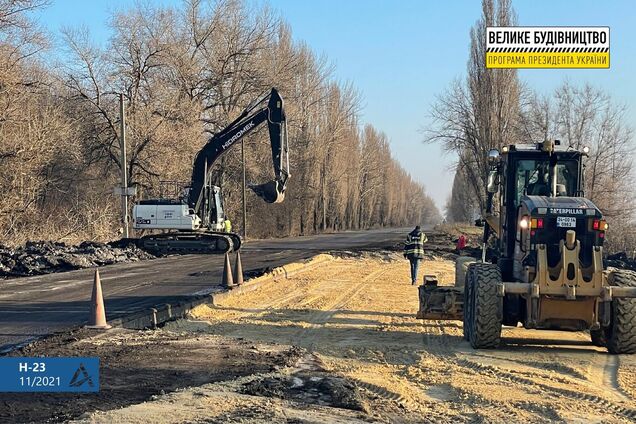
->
xmin=557 ymin=217 xmax=576 ymax=228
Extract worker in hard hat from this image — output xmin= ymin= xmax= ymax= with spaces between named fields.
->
xmin=223 ymin=218 xmax=232 ymax=233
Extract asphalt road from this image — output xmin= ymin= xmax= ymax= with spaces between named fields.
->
xmin=0 ymin=227 xmax=409 ymax=352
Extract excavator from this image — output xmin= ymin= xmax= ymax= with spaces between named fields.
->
xmin=417 ymin=141 xmax=636 ymax=353
xmin=131 ymin=88 xmax=289 ymax=254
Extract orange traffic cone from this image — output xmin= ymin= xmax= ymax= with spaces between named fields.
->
xmin=233 ymin=251 xmax=244 ymax=286
xmin=86 ymin=269 xmax=111 ymax=329
xmin=222 ymin=252 xmax=235 ymax=288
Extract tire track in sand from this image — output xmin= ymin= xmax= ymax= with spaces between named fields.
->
xmin=602 ymin=354 xmax=631 ymax=402
xmin=277 ymin=262 xmax=419 ymax=409
xmin=208 ymin=262 xmax=354 ymax=322
xmin=456 ymin=358 xmax=636 ymax=420
xmin=285 ymin=266 xmax=392 ymax=348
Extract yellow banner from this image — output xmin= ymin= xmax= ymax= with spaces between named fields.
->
xmin=486 ymin=52 xmax=609 ymax=69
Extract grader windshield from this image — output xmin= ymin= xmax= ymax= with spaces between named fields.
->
xmin=513 ymin=158 xmax=580 ymax=206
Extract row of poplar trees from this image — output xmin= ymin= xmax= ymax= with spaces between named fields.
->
xmin=0 ymin=0 xmax=440 ymax=245
xmin=428 ymin=0 xmax=635 ymax=253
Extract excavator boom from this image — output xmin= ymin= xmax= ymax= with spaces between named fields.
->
xmin=189 ymin=88 xmax=289 ymax=210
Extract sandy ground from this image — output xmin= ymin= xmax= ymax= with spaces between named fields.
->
xmin=67 ymin=253 xmax=636 ymax=423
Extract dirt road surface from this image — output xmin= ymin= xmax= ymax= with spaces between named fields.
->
xmin=16 ymin=253 xmax=627 ymax=423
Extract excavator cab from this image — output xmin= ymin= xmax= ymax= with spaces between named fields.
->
xmin=200 ymin=185 xmax=226 ymax=231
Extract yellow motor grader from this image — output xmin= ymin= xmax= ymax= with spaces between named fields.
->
xmin=418 ymin=141 xmax=636 ymax=353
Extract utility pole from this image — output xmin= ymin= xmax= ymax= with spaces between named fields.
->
xmin=119 ymin=94 xmax=129 ymax=238
xmin=241 ymin=139 xmax=247 ymax=239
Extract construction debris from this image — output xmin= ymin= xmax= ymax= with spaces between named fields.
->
xmin=0 ymin=240 xmax=155 ymax=279
xmin=605 ymin=251 xmax=636 ymax=272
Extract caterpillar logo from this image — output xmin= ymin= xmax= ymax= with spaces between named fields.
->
xmin=549 ymin=208 xmax=585 ymax=215
xmin=486 ymin=26 xmax=609 ymax=69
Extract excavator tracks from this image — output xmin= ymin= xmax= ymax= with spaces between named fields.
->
xmin=137 ymin=231 xmax=241 ymax=255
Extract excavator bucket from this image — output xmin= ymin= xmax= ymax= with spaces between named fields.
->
xmin=249 ymin=179 xmax=285 ymax=203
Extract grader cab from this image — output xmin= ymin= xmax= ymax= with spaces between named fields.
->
xmin=418 ymin=141 xmax=636 ymax=353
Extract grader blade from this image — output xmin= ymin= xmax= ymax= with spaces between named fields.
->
xmin=416 ymin=276 xmax=464 ymax=321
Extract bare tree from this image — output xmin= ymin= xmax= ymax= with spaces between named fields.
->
xmin=0 ymin=0 xmax=441 ymax=245
xmin=427 ymin=0 xmax=521 ymax=218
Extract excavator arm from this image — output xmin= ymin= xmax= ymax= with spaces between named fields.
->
xmin=188 ymin=88 xmax=289 ymax=211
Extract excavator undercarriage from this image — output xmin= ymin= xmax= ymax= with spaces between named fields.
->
xmin=136 ymin=231 xmax=241 ymax=255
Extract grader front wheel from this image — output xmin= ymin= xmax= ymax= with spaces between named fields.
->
xmin=606 ymin=270 xmax=636 ymax=354
xmin=467 ymin=263 xmax=503 ymax=349
xmin=463 ymin=265 xmax=474 ymax=341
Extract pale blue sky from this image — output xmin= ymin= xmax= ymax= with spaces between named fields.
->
xmin=33 ymin=0 xmax=636 ymax=211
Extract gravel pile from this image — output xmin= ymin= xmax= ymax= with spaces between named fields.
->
xmin=0 ymin=240 xmax=155 ymax=279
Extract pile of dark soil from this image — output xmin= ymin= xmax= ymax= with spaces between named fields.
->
xmin=605 ymin=252 xmax=636 ymax=272
xmin=240 ymin=371 xmax=369 ymax=413
xmin=0 ymin=240 xmax=155 ymax=279
xmin=1 ymin=329 xmax=304 ymax=423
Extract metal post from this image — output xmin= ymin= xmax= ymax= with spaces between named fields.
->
xmin=119 ymin=94 xmax=129 ymax=238
xmin=203 ymin=159 xmax=208 ymax=228
xmin=242 ymin=139 xmax=247 ymax=239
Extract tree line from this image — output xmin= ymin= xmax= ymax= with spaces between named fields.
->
xmin=428 ymin=0 xmax=635 ymax=253
xmin=0 ymin=0 xmax=440 ymax=245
